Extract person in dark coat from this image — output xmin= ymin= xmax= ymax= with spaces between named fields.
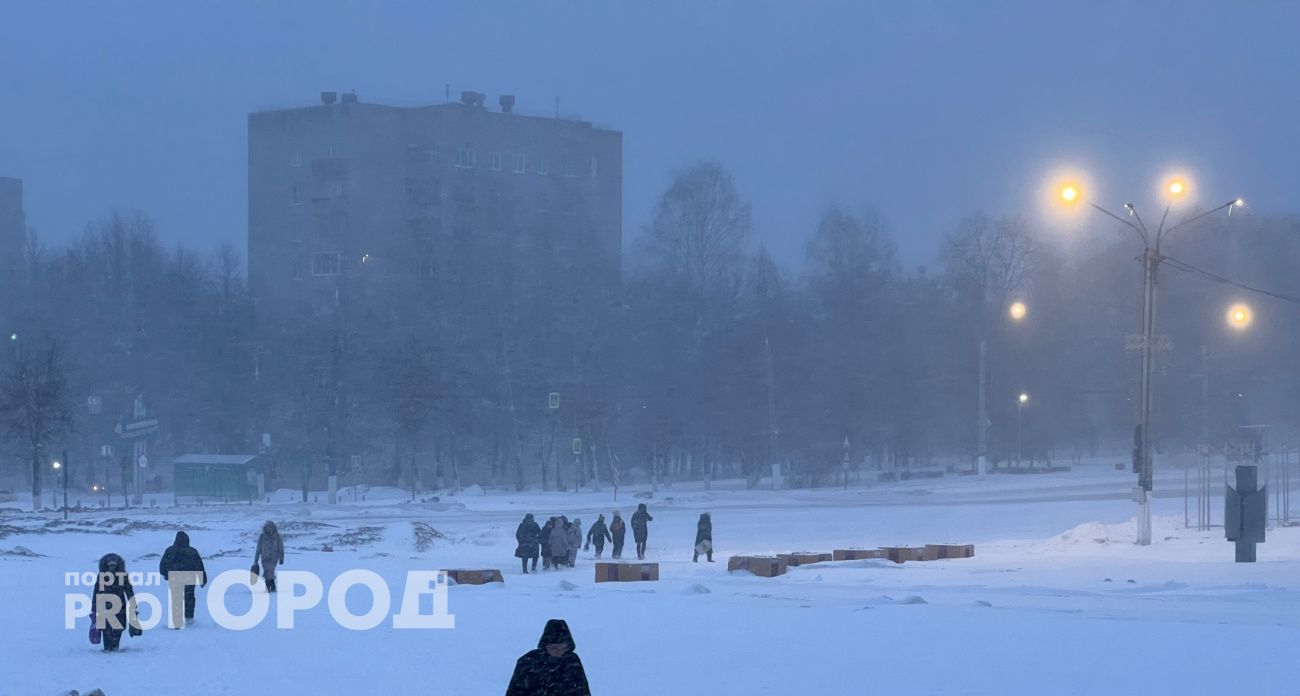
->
xmin=585 ymin=514 xmax=612 ymax=559
xmin=254 ymin=520 xmax=285 ymax=592
xmin=93 ymin=553 xmax=142 ymax=651
xmin=566 ymin=518 xmax=582 ymax=567
xmin=609 ymin=511 xmax=626 ymax=559
xmin=631 ymin=503 xmax=653 ymax=560
xmin=505 ymin=619 xmax=591 ymax=696
xmin=159 ymin=530 xmax=207 ymax=627
xmin=549 ymin=516 xmax=570 ymax=569
xmin=693 ymin=512 xmax=714 ymax=562
xmin=514 ymin=513 xmax=542 ymax=574
xmin=540 ymin=517 xmax=556 ymax=570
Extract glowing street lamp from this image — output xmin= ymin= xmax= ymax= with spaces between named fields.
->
xmin=1048 ymin=168 xmax=1241 ymax=546
xmin=1018 ymin=392 xmax=1030 ymax=404
xmin=1226 ymin=303 xmax=1253 ymax=331
xmin=1008 ymin=301 xmax=1028 ymax=322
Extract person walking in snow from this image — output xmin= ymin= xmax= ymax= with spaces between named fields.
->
xmin=609 ymin=511 xmax=626 ymax=559
xmin=566 ymin=518 xmax=583 ymax=567
xmin=515 ymin=513 xmax=542 ymax=574
xmin=585 ymin=514 xmax=612 ymax=559
xmin=159 ymin=530 xmax=207 ymax=627
xmin=253 ymin=520 xmax=285 ymax=592
xmin=693 ymin=512 xmax=714 ymax=562
xmin=549 ymin=516 xmax=570 ymax=570
xmin=505 ymin=619 xmax=591 ymax=696
xmin=92 ymin=553 xmax=142 ymax=651
xmin=631 ymin=503 xmax=653 ymax=560
xmin=540 ymin=516 xmax=557 ymax=570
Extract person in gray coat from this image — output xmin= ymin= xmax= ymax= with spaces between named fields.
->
xmin=253 ymin=520 xmax=285 ymax=592
xmin=549 ymin=516 xmax=570 ymax=569
xmin=566 ymin=518 xmax=583 ymax=567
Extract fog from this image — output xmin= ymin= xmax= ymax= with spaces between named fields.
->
xmin=4 ymin=1 xmax=1299 ymax=266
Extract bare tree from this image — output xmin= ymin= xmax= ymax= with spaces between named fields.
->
xmin=643 ymin=161 xmax=752 ymax=295
xmin=0 ymin=335 xmax=73 ymax=510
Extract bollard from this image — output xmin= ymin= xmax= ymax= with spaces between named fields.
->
xmin=1225 ymin=465 xmax=1267 ymax=562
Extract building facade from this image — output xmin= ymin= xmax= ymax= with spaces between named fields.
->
xmin=247 ymin=91 xmax=623 ymax=325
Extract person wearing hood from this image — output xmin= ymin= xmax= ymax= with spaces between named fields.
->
xmin=585 ymin=514 xmax=612 ymax=559
xmin=540 ymin=516 xmax=557 ymax=570
xmin=693 ymin=512 xmax=714 ymax=562
xmin=609 ymin=511 xmax=626 ymax=559
xmin=253 ymin=520 xmax=285 ymax=592
xmin=631 ymin=503 xmax=653 ymax=560
xmin=565 ymin=518 xmax=582 ymax=567
xmin=159 ymin=530 xmax=207 ymax=627
xmin=505 ymin=619 xmax=591 ymax=696
xmin=93 ymin=553 xmax=142 ymax=652
xmin=515 ymin=513 xmax=542 ymax=574
xmin=548 ymin=516 xmax=570 ymax=570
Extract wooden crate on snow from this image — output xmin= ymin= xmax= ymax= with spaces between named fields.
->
xmin=922 ymin=544 xmax=975 ymax=561
xmin=594 ymin=562 xmax=659 ymax=583
xmin=832 ymin=548 xmax=887 ymax=561
xmin=879 ymin=546 xmax=926 ymax=564
xmin=727 ymin=555 xmax=788 ymax=577
xmin=443 ymin=569 xmax=504 ymax=585
xmin=777 ymin=552 xmax=833 ymax=567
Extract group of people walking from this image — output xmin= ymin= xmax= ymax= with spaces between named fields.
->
xmin=90 ymin=520 xmax=285 ymax=651
xmin=514 ymin=504 xmax=714 ymax=572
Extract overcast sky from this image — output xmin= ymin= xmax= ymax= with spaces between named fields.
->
xmin=2 ymin=0 xmax=1297 ymax=269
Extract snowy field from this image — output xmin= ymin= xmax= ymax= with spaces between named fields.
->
xmin=4 ymin=462 xmax=1299 ymax=695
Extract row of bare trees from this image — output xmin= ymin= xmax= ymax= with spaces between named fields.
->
xmin=3 ymin=163 xmax=1298 ymax=501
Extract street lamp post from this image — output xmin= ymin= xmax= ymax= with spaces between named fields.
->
xmin=1017 ymin=393 xmax=1029 ymax=467
xmin=980 ymin=301 xmax=1029 ymax=474
xmin=1061 ymin=178 xmax=1242 ymax=545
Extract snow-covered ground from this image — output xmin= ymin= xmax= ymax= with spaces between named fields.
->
xmin=4 ymin=461 xmax=1298 ymax=695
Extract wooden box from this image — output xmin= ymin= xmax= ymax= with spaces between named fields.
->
xmin=879 ymin=546 xmax=926 ymax=563
xmin=832 ymin=548 xmax=887 ymax=561
xmin=443 ymin=569 xmax=504 ymax=585
xmin=777 ymin=552 xmax=833 ymax=567
xmin=922 ymin=544 xmax=975 ymax=561
xmin=727 ymin=555 xmax=788 ymax=577
xmin=594 ymin=562 xmax=660 ymax=583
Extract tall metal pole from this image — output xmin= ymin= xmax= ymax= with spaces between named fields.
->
xmin=1135 ymin=246 xmax=1158 ymax=545
xmin=977 ymin=339 xmax=988 ymax=475
xmin=62 ymin=448 xmax=69 ymax=520
xmin=764 ymin=336 xmax=780 ymax=490
xmin=1016 ymin=402 xmax=1023 ymax=468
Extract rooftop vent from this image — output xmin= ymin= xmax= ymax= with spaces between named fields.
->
xmin=341 ymin=92 xmax=358 ymax=104
xmin=320 ymin=91 xmax=338 ymax=105
xmin=499 ymin=95 xmax=516 ymax=114
xmin=460 ymin=91 xmax=486 ymax=108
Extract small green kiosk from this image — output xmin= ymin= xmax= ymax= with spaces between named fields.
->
xmin=173 ymin=454 xmax=261 ymax=502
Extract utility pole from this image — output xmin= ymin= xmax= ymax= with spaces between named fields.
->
xmin=977 ymin=339 xmax=988 ymax=475
xmin=61 ymin=448 xmax=69 ymax=520
xmin=764 ymin=336 xmax=780 ymax=491
xmin=1134 ymin=246 xmax=1159 ymax=546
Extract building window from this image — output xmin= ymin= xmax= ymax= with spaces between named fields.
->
xmin=290 ymin=184 xmax=302 ymax=205
xmin=456 ymin=147 xmax=477 ymax=168
xmin=290 ymin=152 xmax=302 ymax=167
xmin=536 ymin=192 xmax=549 ymax=212
xmin=590 ymin=156 xmax=598 ymax=177
xmin=489 ymin=152 xmax=504 ymax=171
xmin=561 ymin=159 xmax=578 ymax=178
xmin=512 ymin=153 xmax=526 ymax=174
xmin=405 ymin=177 xmax=440 ymax=205
xmin=311 ymin=251 xmax=342 ymax=276
xmin=289 ymin=224 xmax=303 ymax=244
xmin=538 ymin=158 xmax=549 ymax=175
xmin=322 ymin=179 xmax=345 ymax=198
xmin=292 ymin=257 xmax=305 ymax=280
